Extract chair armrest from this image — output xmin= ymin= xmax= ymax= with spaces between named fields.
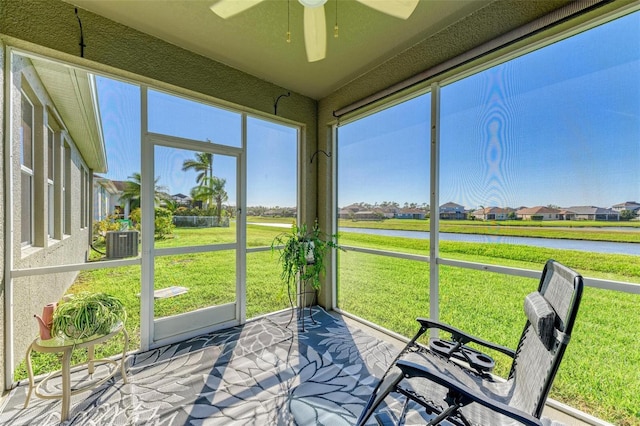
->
xmin=396 ymin=359 xmax=543 ymax=426
xmin=416 ymin=318 xmax=516 ymax=359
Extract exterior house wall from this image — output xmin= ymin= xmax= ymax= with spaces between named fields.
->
xmin=519 ymin=213 xmax=558 ymax=220
xmin=7 ymin=56 xmax=92 ymax=387
xmin=473 ymin=208 xmax=514 ymax=220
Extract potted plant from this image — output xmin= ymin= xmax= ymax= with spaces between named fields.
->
xmin=51 ymin=292 xmax=126 ymax=340
xmin=271 ymin=220 xmax=341 ymax=328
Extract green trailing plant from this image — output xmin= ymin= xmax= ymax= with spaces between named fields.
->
xmin=271 ymin=220 xmax=341 ymax=292
xmin=52 ymin=293 xmax=126 ymax=340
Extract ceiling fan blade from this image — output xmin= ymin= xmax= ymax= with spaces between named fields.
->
xmin=303 ymin=6 xmax=327 ymax=62
xmin=209 ymin=0 xmax=264 ymax=19
xmin=356 ymin=0 xmax=419 ymax=20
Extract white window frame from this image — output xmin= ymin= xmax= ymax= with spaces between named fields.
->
xmin=20 ymin=91 xmax=35 ymax=247
xmin=63 ymin=141 xmax=71 ymax=235
xmin=47 ymin=126 xmax=55 ymax=239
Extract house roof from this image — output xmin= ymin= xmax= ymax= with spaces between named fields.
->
xmin=172 ymin=193 xmax=191 ymax=200
xmin=566 ymin=206 xmax=618 ymax=215
xmin=30 ymin=57 xmax=107 ymax=172
xmin=516 ymin=206 xmax=560 ymax=215
xmin=398 ymin=208 xmax=424 ymax=214
xmin=612 ymin=201 xmax=640 ymax=208
xmin=94 ymin=175 xmax=119 ymax=194
xmin=111 ymin=181 xmax=127 ymax=192
xmin=474 ymin=207 xmax=513 ymax=214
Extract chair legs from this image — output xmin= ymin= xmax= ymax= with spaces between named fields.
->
xmin=357 ymin=367 xmax=404 ymax=425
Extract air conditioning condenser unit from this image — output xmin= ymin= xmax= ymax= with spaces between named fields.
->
xmin=106 ymin=230 xmax=139 ymax=259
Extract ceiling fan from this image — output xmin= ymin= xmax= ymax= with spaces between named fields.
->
xmin=209 ymin=0 xmax=419 ymax=62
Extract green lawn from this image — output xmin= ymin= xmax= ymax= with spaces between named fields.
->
xmin=337 ymin=231 xmax=640 ymax=426
xmin=15 ymin=221 xmax=640 ymax=425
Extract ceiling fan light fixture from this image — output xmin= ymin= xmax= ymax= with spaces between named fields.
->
xmin=298 ymin=0 xmax=327 ymax=8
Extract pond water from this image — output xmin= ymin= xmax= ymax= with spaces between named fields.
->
xmin=339 ymin=227 xmax=640 ymax=256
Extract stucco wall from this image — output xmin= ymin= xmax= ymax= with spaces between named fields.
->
xmin=5 ymin=55 xmax=92 ymax=392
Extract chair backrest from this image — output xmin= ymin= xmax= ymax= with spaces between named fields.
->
xmin=508 ymin=259 xmax=583 ymax=418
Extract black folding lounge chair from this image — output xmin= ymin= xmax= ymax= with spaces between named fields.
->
xmin=357 ymin=259 xmax=583 ymax=426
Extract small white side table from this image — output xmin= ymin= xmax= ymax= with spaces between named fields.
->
xmin=23 ymin=323 xmax=129 ymax=421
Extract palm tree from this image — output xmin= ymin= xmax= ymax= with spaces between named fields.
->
xmin=182 ymin=152 xmax=213 ymax=207
xmin=191 ymin=176 xmax=228 ymax=224
xmin=182 ymin=152 xmax=213 ymax=185
xmin=120 ymin=172 xmax=169 ymax=210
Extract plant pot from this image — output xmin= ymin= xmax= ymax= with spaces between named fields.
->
xmin=34 ymin=302 xmax=57 ymax=340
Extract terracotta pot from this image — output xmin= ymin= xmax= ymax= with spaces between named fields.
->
xmin=34 ymin=302 xmax=57 ymax=340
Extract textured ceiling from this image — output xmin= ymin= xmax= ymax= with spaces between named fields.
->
xmin=65 ymin=0 xmax=493 ymax=99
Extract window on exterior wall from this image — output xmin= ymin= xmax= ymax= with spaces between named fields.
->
xmin=85 ymin=168 xmax=90 ymax=229
xmin=80 ymin=165 xmax=86 ymax=229
xmin=63 ymin=142 xmax=71 ymax=235
xmin=47 ymin=127 xmax=55 ymax=238
xmin=20 ymin=92 xmax=34 ymax=246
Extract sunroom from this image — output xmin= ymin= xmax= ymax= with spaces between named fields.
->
xmin=1 ymin=0 xmax=639 ymax=425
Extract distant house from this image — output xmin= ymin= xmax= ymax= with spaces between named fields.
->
xmin=439 ymin=202 xmax=466 ymax=220
xmin=612 ymin=201 xmax=640 ymax=213
xmin=396 ymin=208 xmax=426 ymax=219
xmin=354 ymin=210 xmax=382 ymax=221
xmin=471 ymin=207 xmax=514 ymax=221
xmin=172 ymin=193 xmax=192 ymax=206
xmin=93 ymin=175 xmax=122 ymax=221
xmin=516 ymin=206 xmax=562 ymax=221
xmin=565 ymin=206 xmax=620 ymax=221
xmin=378 ymin=207 xmax=396 ymax=219
xmin=338 ymin=203 xmax=363 ymax=219
xmin=338 ymin=209 xmax=353 ymax=219
xmin=109 ymin=180 xmax=135 ymax=218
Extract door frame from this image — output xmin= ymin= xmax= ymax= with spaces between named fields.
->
xmin=140 ymin=115 xmax=246 ymax=350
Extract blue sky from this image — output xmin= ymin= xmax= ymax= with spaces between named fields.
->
xmin=97 ymin=11 xmax=639 ymax=210
xmin=96 ymin=81 xmax=297 ymax=207
xmin=338 ymin=11 xmax=639 ymax=209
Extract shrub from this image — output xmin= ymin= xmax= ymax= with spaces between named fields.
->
xmin=129 ymin=207 xmax=175 ymax=239
xmin=155 ymin=207 xmax=175 ymax=239
xmin=93 ymin=214 xmax=123 ymax=243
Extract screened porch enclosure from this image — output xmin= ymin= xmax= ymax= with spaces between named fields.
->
xmin=2 ymin=1 xmax=640 ymax=425
xmin=335 ymin=9 xmax=640 ymax=424
xmin=7 ymin=51 xmax=300 ymax=377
